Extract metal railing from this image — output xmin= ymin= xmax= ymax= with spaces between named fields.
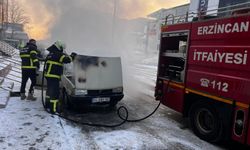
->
xmin=0 ymin=64 xmax=12 ymax=78
xmin=0 ymin=40 xmax=17 ymax=57
xmin=163 ymin=1 xmax=250 ymax=26
xmin=0 ymin=41 xmax=21 ymax=84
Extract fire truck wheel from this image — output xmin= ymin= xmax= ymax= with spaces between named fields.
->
xmin=189 ymin=101 xmax=223 ymax=143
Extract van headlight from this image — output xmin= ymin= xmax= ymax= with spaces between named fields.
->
xmin=112 ymin=87 xmax=123 ymax=93
xmin=74 ymin=89 xmax=88 ymax=95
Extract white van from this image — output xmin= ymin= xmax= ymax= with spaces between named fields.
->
xmin=61 ymin=54 xmax=124 ymax=108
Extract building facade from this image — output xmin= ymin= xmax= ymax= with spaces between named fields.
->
xmin=146 ymin=4 xmax=190 ymax=53
xmin=219 ymin=0 xmax=249 ymax=7
xmin=189 ymin=0 xmax=250 ymax=17
xmin=1 ymin=22 xmax=29 ymax=47
xmin=145 ymin=0 xmax=250 ymax=53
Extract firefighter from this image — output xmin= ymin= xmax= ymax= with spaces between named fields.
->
xmin=17 ymin=41 xmax=25 ymax=50
xmin=45 ymin=40 xmax=77 ymax=113
xmin=20 ymin=39 xmax=40 ymax=100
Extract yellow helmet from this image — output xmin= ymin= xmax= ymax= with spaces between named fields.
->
xmin=54 ymin=40 xmax=66 ymax=51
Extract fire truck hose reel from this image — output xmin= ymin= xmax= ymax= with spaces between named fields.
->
xmin=41 ymin=56 xmax=163 ymax=127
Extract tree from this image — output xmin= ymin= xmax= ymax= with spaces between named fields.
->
xmin=8 ymin=0 xmax=29 ymax=25
xmin=0 ymin=0 xmax=7 ymax=24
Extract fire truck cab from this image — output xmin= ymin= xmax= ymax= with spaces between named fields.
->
xmin=155 ymin=4 xmax=250 ymax=145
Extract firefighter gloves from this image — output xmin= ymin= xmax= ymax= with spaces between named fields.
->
xmin=70 ymin=52 xmax=77 ymax=60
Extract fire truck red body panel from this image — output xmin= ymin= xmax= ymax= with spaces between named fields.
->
xmin=188 ymin=16 xmax=250 ymax=106
xmin=156 ymin=14 xmax=250 ymax=145
xmin=162 ymin=23 xmax=192 ymax=32
xmin=162 ymin=81 xmax=185 ymax=113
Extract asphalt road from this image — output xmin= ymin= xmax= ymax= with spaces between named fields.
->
xmin=0 ymin=89 xmax=224 ymax=150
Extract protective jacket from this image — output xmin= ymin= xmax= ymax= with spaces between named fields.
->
xmin=45 ymin=44 xmax=72 ymax=79
xmin=20 ymin=43 xmax=39 ymax=69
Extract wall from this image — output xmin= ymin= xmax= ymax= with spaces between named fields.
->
xmin=189 ymin=0 xmax=220 ymax=18
xmin=146 ymin=4 xmax=190 ymax=53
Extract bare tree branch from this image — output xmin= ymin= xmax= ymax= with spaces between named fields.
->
xmin=8 ymin=0 xmax=30 ymax=25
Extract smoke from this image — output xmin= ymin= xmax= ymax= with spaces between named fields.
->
xmin=18 ymin=0 xmax=61 ymax=40
xmin=49 ymin=0 xmax=116 ymax=55
xmin=19 ymin=0 xmax=189 ymax=94
xmin=19 ymin=0 xmax=189 ymax=45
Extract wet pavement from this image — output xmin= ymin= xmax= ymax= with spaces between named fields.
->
xmin=0 ymin=90 xmax=223 ymax=150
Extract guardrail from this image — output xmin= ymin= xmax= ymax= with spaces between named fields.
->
xmin=0 ymin=41 xmax=21 ymax=84
xmin=0 ymin=64 xmax=12 ymax=78
xmin=0 ymin=41 xmax=16 ymax=57
xmin=162 ymin=2 xmax=250 ymax=26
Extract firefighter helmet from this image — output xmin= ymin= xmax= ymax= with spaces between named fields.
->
xmin=54 ymin=40 xmax=66 ymax=52
xmin=29 ymin=39 xmax=36 ymax=45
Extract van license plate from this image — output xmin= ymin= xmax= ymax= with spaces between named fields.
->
xmin=92 ymin=97 xmax=110 ymax=103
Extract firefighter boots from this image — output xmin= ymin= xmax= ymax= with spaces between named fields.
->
xmin=49 ymin=100 xmax=59 ymax=114
xmin=27 ymin=92 xmax=37 ymax=101
xmin=20 ymin=93 xmax=26 ymax=100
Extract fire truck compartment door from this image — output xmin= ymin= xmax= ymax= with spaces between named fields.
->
xmin=163 ymin=81 xmax=185 ymax=112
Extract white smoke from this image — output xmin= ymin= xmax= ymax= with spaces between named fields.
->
xmin=19 ymin=0 xmax=189 ymax=94
xmin=19 ymin=0 xmax=189 ymax=52
xmin=18 ymin=0 xmax=61 ymax=40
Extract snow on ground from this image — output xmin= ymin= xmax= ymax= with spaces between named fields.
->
xmin=0 ymin=95 xmax=222 ymax=150
xmin=0 ymin=97 xmax=71 ymax=150
xmin=0 ymin=52 xmax=225 ymax=150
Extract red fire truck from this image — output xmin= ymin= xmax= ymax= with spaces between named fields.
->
xmin=155 ymin=7 xmax=250 ymax=145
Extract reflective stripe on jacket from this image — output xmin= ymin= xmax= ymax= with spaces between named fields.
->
xmin=45 ymin=51 xmax=72 ymax=79
xmin=20 ymin=46 xmax=38 ymax=69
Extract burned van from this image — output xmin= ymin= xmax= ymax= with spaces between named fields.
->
xmin=61 ymin=55 xmax=124 ymax=108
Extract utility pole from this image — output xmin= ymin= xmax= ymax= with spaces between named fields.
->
xmin=112 ymin=0 xmax=117 ymax=48
xmin=6 ymin=0 xmax=8 ymax=39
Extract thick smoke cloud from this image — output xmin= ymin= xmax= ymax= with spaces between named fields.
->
xmin=49 ymin=0 xmax=116 ymax=55
xmin=18 ymin=0 xmax=60 ymax=40
xmin=19 ymin=0 xmax=189 ymax=50
xmin=18 ymin=0 xmax=189 ymax=94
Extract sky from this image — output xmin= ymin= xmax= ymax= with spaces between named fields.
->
xmin=18 ymin=0 xmax=190 ymax=41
